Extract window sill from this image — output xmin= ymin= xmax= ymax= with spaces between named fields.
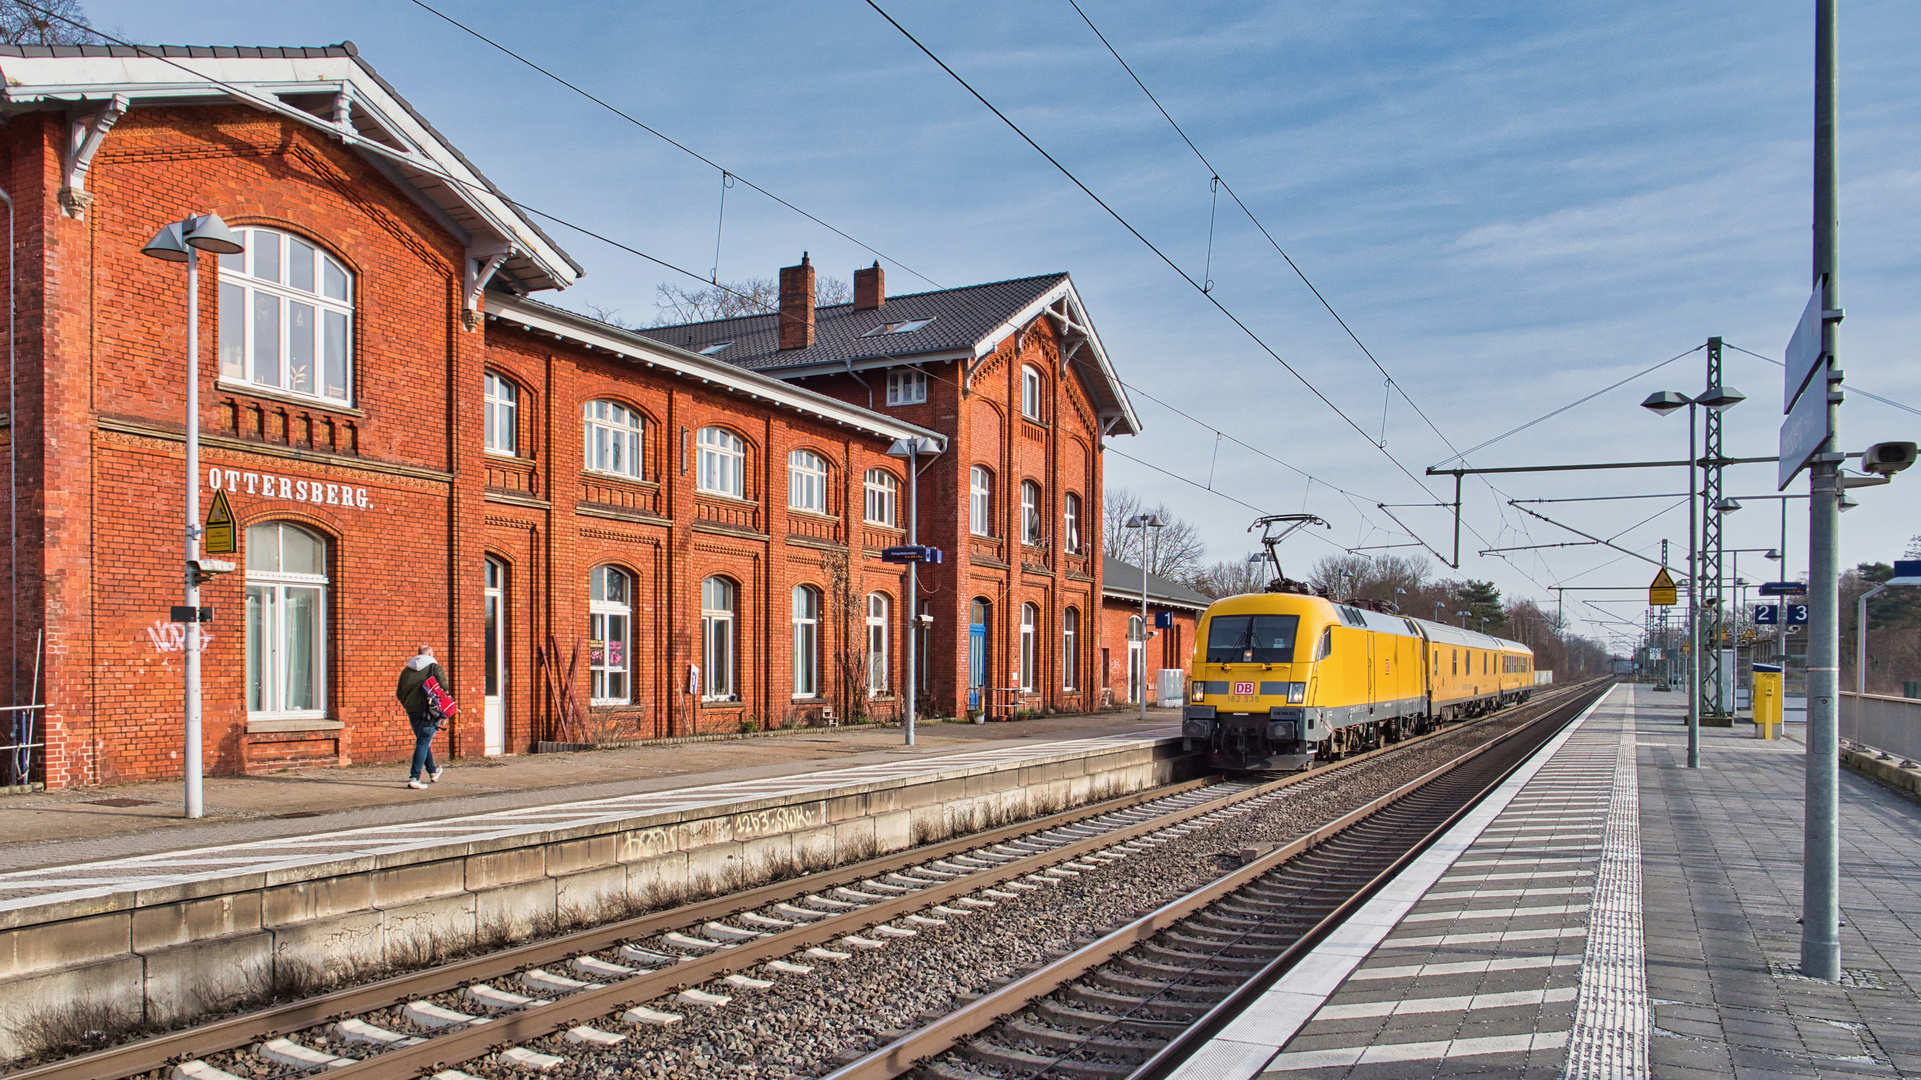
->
xmin=699 ymin=699 xmax=743 ymax=709
xmin=789 ymin=507 xmax=834 ymax=519
xmin=246 ymin=716 xmax=344 ymax=734
xmin=695 ymin=491 xmax=755 ymax=505
xmin=584 ymin=470 xmax=658 ymax=489
xmin=216 ymin=380 xmax=363 ymax=418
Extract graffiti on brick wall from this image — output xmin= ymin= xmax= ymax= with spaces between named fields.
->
xmin=145 ymin=620 xmax=215 ymax=653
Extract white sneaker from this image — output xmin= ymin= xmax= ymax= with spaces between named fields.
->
xmin=430 ymin=767 xmax=445 ymax=783
xmin=407 ymin=779 xmax=429 ymax=790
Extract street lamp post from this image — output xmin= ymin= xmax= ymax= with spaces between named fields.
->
xmin=140 ymin=213 xmax=244 ymax=820
xmin=1642 ymin=382 xmax=1745 ymax=767
xmin=1126 ymin=514 xmax=1164 ymax=721
xmin=886 ymin=437 xmax=941 ymax=747
xmin=1456 ymin=610 xmax=1470 ymax=629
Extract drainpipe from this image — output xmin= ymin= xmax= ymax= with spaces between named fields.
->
xmin=0 ymin=183 xmax=14 ymax=712
xmin=844 ymin=357 xmax=872 ymax=411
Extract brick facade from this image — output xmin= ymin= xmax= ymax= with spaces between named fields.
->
xmin=0 ymin=50 xmax=1139 ymax=787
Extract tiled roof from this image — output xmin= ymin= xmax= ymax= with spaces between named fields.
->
xmin=634 ymin=273 xmax=1069 ymax=372
xmin=1103 ymin=556 xmax=1213 ymax=610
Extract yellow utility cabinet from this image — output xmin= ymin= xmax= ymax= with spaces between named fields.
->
xmin=1752 ymin=663 xmax=1782 ymax=740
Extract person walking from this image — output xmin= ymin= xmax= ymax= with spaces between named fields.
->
xmin=396 ymin=645 xmax=448 ymax=790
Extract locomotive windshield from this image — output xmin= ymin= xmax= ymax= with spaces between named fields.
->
xmin=1205 ymin=613 xmax=1299 ymax=664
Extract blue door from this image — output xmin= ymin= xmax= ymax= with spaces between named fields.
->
xmin=969 ymin=598 xmax=988 ymax=710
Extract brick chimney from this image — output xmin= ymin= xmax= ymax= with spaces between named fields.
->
xmin=778 ymin=252 xmax=816 ymax=350
xmin=854 ymin=261 xmax=885 ymax=311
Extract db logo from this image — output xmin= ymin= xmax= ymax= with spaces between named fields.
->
xmin=1232 ymin=682 xmax=1256 ymax=696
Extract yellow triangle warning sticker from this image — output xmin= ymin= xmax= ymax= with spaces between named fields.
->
xmin=1649 ymin=566 xmax=1677 ymax=606
xmin=204 ymin=488 xmax=237 ymax=556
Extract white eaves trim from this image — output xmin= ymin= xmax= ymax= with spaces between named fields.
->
xmin=0 ymin=52 xmax=578 ymax=292
xmin=490 ymin=296 xmax=946 ymax=450
xmin=974 ymin=276 xmax=1141 ymax=436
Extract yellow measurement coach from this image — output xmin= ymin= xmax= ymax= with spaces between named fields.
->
xmin=1182 ymin=591 xmax=1535 ymax=771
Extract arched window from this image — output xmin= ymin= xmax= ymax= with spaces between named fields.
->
xmin=584 ymin=400 xmax=643 ymax=478
xmin=1062 ymin=607 xmax=1081 ymax=691
xmin=245 ymin=522 xmax=329 ymax=717
xmin=867 ymin=593 xmax=891 ymax=696
xmin=483 ymin=373 xmax=519 ymax=455
xmin=702 ymin=576 xmax=737 ymax=700
xmin=1021 ymin=365 xmax=1043 ymax=420
xmin=589 ymin=566 xmax=631 ymax=704
xmin=793 ymin=586 xmax=820 ymax=698
xmin=697 ymin=428 xmax=745 ymax=498
xmin=218 ymin=228 xmax=352 ymax=404
xmin=788 ymin=449 xmax=828 ymax=513
xmin=969 ymin=466 xmax=993 ymax=537
xmin=1020 ymin=603 xmax=1040 ymax=691
xmin=1063 ymin=493 xmax=1082 ymax=554
xmin=864 ymin=469 xmax=898 ymax=526
xmin=1021 ymin=480 xmax=1042 ymax=545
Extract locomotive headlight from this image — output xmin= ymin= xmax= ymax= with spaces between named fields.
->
xmin=1285 ymin=682 xmax=1306 ymax=704
xmin=1191 ymin=683 xmax=1206 ymax=703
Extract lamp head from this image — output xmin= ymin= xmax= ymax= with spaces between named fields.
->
xmin=140 ymin=222 xmax=190 ymax=263
xmin=1713 ymin=497 xmax=1742 ymax=514
xmin=1695 ymin=385 xmax=1746 ymax=412
xmin=1765 ymin=548 xmax=1782 ymax=561
xmin=1640 ymin=390 xmax=1690 ymax=415
xmin=182 ymin=213 xmax=244 ymax=255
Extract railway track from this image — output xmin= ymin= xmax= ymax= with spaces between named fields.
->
xmin=5 ymin=682 xmax=1600 ymax=1080
xmin=831 ymin=680 xmax=1612 ymax=1080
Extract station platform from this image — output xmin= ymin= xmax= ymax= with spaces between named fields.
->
xmin=1176 ymin=682 xmax=1921 ymax=1079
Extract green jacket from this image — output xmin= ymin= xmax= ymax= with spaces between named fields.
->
xmin=395 ymin=661 xmax=448 ymax=718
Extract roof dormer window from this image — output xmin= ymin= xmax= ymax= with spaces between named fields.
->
xmin=862 ymin=318 xmax=935 ymax=337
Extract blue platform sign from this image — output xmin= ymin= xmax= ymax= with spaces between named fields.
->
xmin=1755 ymin=604 xmax=1779 ymax=625
xmin=1785 ymin=603 xmax=1810 ymax=625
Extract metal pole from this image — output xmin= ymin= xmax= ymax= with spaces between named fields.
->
xmin=1687 ymin=400 xmax=1700 ymax=768
xmin=1802 ymin=0 xmax=1842 ymax=983
xmin=1138 ymin=523 xmax=1150 ymax=723
xmin=183 ymin=244 xmax=204 ymax=819
xmin=903 ymin=443 xmax=917 ymax=747
xmin=1856 ymin=584 xmax=1883 ymax=696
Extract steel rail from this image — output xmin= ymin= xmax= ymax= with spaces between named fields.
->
xmin=10 ymin=684 xmax=1590 ymax=1080
xmin=821 ymin=681 xmax=1609 ymax=1080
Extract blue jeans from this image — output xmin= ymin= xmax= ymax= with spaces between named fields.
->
xmin=409 ymin=715 xmax=440 ymax=780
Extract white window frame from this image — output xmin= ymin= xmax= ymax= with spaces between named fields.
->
xmin=697 ymin=427 xmax=745 ymax=498
xmin=217 ymin=228 xmax=353 ymax=405
xmin=886 ymin=368 xmax=927 ymax=406
xmin=864 ymin=469 xmax=898 ymax=526
xmin=1021 ymin=480 xmax=1042 ymax=546
xmin=584 ymin=400 xmax=644 ymax=479
xmin=483 ymin=372 xmax=518 ymax=456
xmin=245 ymin=522 xmax=329 ymax=720
xmin=1063 ymin=606 xmax=1080 ymax=691
xmin=589 ymin=565 xmax=632 ymax=705
xmin=1021 ymin=365 xmax=1043 ymax=421
xmin=788 ymin=449 xmax=828 ymax=513
xmin=969 ymin=466 xmax=993 ymax=537
xmin=867 ymin=592 xmax=891 ymax=696
xmin=702 ymin=576 xmax=737 ymax=701
xmin=1063 ymin=492 xmax=1082 ymax=554
xmin=1019 ymin=603 xmax=1039 ymax=692
xmin=793 ymin=585 xmax=820 ymax=699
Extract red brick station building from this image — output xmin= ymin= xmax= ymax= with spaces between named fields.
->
xmin=0 ymin=44 xmax=1150 ymax=789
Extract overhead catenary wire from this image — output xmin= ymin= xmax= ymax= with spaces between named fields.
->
xmin=1724 ymin=341 xmax=1921 ymax=418
xmin=406 ymin=0 xmax=944 ymax=291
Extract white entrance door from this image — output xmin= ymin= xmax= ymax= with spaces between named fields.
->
xmin=483 ymin=558 xmax=507 ymax=755
xmin=1127 ymin=615 xmax=1145 ymax=704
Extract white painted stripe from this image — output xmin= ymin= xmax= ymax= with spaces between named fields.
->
xmin=1399 ymin=903 xmax=1591 ymax=923
xmin=1384 ymin=925 xmax=1587 ymax=948
xmin=1265 ymin=1030 xmax=1569 ymax=1071
xmin=1346 ymin=954 xmax=1581 ymax=981
xmin=1315 ymin=985 xmax=1577 ymax=1020
xmin=1164 ymin=686 xmax=1618 ymax=1080
xmin=1561 ymin=693 xmax=1650 ymax=1079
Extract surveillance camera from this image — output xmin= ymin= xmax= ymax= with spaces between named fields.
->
xmin=1861 ymin=441 xmax=1917 ymax=476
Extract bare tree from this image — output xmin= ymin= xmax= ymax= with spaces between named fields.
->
xmin=652 ymin=275 xmax=851 ymax=326
xmin=581 ymin=304 xmax=641 ymax=330
xmin=821 ymin=549 xmax=872 ymax=721
xmin=1308 ymin=552 xmax=1433 ymax=609
xmin=1189 ymin=553 xmax=1269 ymax=599
xmin=1102 ymin=487 xmax=1205 ymax=581
xmin=0 ymin=0 xmax=102 ymax=44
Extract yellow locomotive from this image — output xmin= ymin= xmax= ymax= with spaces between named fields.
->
xmin=1181 ymin=591 xmax=1535 ymax=771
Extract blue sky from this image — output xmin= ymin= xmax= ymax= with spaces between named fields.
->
xmin=91 ymin=0 xmax=1920 ymax=650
